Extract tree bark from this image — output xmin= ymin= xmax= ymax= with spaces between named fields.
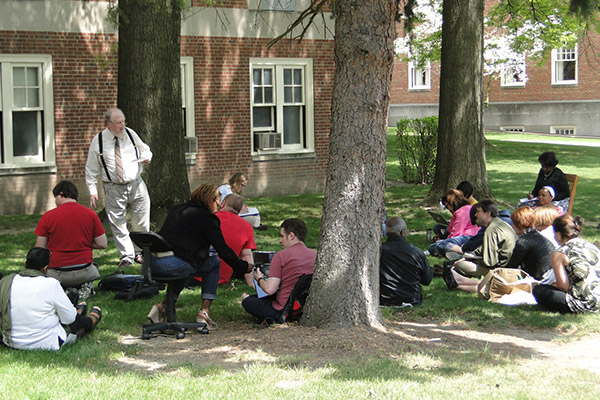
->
xmin=425 ymin=0 xmax=492 ymax=204
xmin=117 ymin=0 xmax=190 ymax=225
xmin=302 ymin=0 xmax=397 ymax=328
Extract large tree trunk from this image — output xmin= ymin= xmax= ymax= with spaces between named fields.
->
xmin=425 ymin=0 xmax=491 ymax=204
xmin=117 ymin=0 xmax=190 ymax=225
xmin=302 ymin=0 xmax=397 ymax=328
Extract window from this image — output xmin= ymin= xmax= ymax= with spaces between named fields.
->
xmin=180 ymin=57 xmax=196 ymax=164
xmin=249 ymin=0 xmax=297 ymax=11
xmin=551 ymin=126 xmax=576 ymax=135
xmin=551 ymin=46 xmax=577 ymax=85
xmin=0 ymin=55 xmax=54 ymax=169
xmin=408 ymin=61 xmax=430 ymax=90
xmin=500 ymin=65 xmax=526 ymax=87
xmin=250 ymin=58 xmax=314 ymax=155
xmin=500 ymin=126 xmax=525 ymax=132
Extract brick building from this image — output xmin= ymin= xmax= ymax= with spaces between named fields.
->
xmin=0 ymin=0 xmax=335 ymax=214
xmin=389 ymin=27 xmax=600 ymax=137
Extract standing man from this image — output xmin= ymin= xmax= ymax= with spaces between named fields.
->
xmin=380 ymin=217 xmax=433 ymax=307
xmin=35 ymin=181 xmax=107 ymax=300
xmin=85 ymin=108 xmax=152 ymax=269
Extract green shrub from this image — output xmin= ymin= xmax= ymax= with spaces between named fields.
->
xmin=395 ymin=116 xmax=438 ymax=184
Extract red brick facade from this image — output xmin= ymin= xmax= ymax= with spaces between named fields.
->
xmin=0 ymin=1 xmax=334 ymax=214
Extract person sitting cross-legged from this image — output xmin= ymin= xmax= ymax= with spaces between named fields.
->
xmin=380 ymin=217 xmax=433 ymax=307
xmin=0 ymin=248 xmax=102 ymax=351
xmin=443 ymin=200 xmax=517 ymax=290
xmin=241 ymin=218 xmax=316 ymax=323
xmin=35 ymin=180 xmax=107 ymax=301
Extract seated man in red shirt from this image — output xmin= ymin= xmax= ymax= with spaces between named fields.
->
xmin=241 ymin=218 xmax=316 ymax=323
xmin=215 ymin=193 xmax=256 ymax=285
xmin=34 ymin=181 xmax=107 ymax=300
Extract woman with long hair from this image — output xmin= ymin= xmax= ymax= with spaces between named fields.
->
xmin=533 ymin=215 xmax=600 ymax=313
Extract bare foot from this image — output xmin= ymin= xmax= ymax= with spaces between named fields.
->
xmin=242 ymin=292 xmax=249 ymax=299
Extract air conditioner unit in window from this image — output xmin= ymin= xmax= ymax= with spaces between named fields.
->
xmin=184 ymin=136 xmax=198 ymax=153
xmin=256 ymin=132 xmax=282 ymax=150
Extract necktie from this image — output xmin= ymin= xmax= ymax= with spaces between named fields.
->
xmin=114 ymin=136 xmax=124 ymax=182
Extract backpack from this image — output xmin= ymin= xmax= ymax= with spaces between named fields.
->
xmin=98 ymin=272 xmax=161 ymax=301
xmin=278 ymin=273 xmax=313 ymax=323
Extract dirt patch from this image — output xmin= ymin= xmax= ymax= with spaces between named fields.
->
xmin=115 ymin=320 xmax=600 ymax=375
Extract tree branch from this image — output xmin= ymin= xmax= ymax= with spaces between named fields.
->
xmin=267 ymin=0 xmax=330 ymax=49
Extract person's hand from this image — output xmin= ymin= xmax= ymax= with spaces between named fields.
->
xmin=139 ymin=158 xmax=151 ymax=164
xmin=89 ymin=194 xmax=99 ymax=209
xmin=253 ymin=267 xmax=264 ymax=282
xmin=527 ymin=193 xmax=533 ymax=200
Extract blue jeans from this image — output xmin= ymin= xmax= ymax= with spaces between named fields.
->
xmin=151 ymin=255 xmax=220 ymax=300
xmin=428 ymin=235 xmax=472 ymax=257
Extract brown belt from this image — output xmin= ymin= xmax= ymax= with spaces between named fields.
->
xmin=152 ymin=251 xmax=174 ymax=258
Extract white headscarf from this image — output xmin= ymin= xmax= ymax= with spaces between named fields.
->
xmin=541 ymin=186 xmax=555 ymax=200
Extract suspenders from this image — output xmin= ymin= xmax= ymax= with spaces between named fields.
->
xmin=98 ymin=127 xmax=139 ymax=183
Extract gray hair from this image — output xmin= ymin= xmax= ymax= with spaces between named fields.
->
xmin=104 ymin=107 xmax=124 ymax=124
xmin=386 ymin=217 xmax=407 ymax=237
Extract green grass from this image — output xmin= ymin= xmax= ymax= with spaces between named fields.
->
xmin=2 ymin=132 xmax=600 ymax=398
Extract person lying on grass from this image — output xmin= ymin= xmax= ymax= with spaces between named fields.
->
xmin=0 ymin=247 xmax=101 ymax=351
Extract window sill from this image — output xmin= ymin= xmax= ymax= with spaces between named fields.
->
xmin=408 ymin=87 xmax=431 ymax=92
xmin=551 ymin=81 xmax=578 ymax=87
xmin=251 ymin=150 xmax=316 ymax=162
xmin=0 ymin=164 xmax=57 ymax=176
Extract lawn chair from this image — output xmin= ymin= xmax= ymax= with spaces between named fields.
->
xmin=565 ymin=174 xmax=578 ymax=215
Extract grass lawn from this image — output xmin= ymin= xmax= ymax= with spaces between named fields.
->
xmin=1 ymin=132 xmax=600 ymax=399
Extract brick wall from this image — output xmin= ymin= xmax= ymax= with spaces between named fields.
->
xmin=0 ymin=29 xmax=333 ymax=214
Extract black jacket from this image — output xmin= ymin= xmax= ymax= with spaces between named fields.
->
xmin=532 ymin=167 xmax=570 ymax=201
xmin=158 ymin=202 xmax=249 ymax=277
xmin=380 ymin=236 xmax=433 ymax=306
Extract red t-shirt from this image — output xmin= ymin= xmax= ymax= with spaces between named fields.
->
xmin=215 ymin=211 xmax=256 ymax=284
xmin=34 ymin=202 xmax=105 ymax=268
xmin=269 ymin=242 xmax=316 ymax=310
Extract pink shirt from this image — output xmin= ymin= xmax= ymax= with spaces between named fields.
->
xmin=448 ymin=205 xmax=479 ymax=237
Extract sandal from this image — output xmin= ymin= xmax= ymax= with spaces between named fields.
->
xmin=88 ymin=306 xmax=102 ymax=328
xmin=196 ymin=310 xmax=218 ymax=330
xmin=147 ymin=303 xmax=166 ymax=323
xmin=76 ymin=302 xmax=88 ymax=316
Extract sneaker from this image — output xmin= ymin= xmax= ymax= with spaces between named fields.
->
xmin=118 ymin=259 xmax=132 ymax=269
xmin=423 ymin=250 xmax=430 ymax=256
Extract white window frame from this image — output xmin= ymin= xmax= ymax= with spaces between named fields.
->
xmin=500 ymin=65 xmax=526 ymax=87
xmin=408 ymin=61 xmax=431 ymax=91
xmin=550 ymin=126 xmax=576 ymax=135
xmin=250 ymin=58 xmax=314 ymax=156
xmin=180 ymin=57 xmax=197 ymax=164
xmin=248 ymin=0 xmax=297 ymax=11
xmin=0 ymin=54 xmax=55 ymax=169
xmin=500 ymin=126 xmax=525 ymax=132
xmin=551 ymin=45 xmax=578 ymax=85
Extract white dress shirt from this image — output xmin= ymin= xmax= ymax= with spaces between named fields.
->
xmin=9 ymin=275 xmax=77 ymax=351
xmin=85 ymin=127 xmax=152 ymax=196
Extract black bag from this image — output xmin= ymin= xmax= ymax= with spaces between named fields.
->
xmin=98 ymin=272 xmax=161 ymax=301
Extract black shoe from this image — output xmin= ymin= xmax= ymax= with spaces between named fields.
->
xmin=442 ymin=266 xmax=458 ymax=290
xmin=255 ymin=224 xmax=268 ymax=231
xmin=66 ymin=288 xmax=80 ymax=305
xmin=432 ymin=264 xmax=443 ymax=277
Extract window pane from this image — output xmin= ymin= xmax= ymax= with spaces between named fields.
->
xmin=284 ymin=87 xmax=292 ymax=103
xmin=294 ymin=87 xmax=302 ymax=103
xmin=284 ymin=69 xmax=292 ymax=85
xmin=13 ymin=67 xmax=25 ymax=86
xmin=253 ymin=107 xmax=272 ymax=128
xmin=254 ymin=87 xmax=263 ymax=104
xmin=283 ymin=106 xmax=301 ymax=144
xmin=27 ymin=67 xmax=39 ymax=86
xmin=263 ymin=69 xmax=272 ymax=85
xmin=253 ymin=69 xmax=262 ymax=85
xmin=28 ymin=88 xmax=39 ymax=107
xmin=13 ymin=111 xmax=39 ymax=157
xmin=264 ymin=87 xmax=273 ymax=103
xmin=563 ymin=61 xmax=576 ymax=81
xmin=14 ymin=88 xmax=26 ymax=108
xmin=293 ymin=69 xmax=302 ymax=85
